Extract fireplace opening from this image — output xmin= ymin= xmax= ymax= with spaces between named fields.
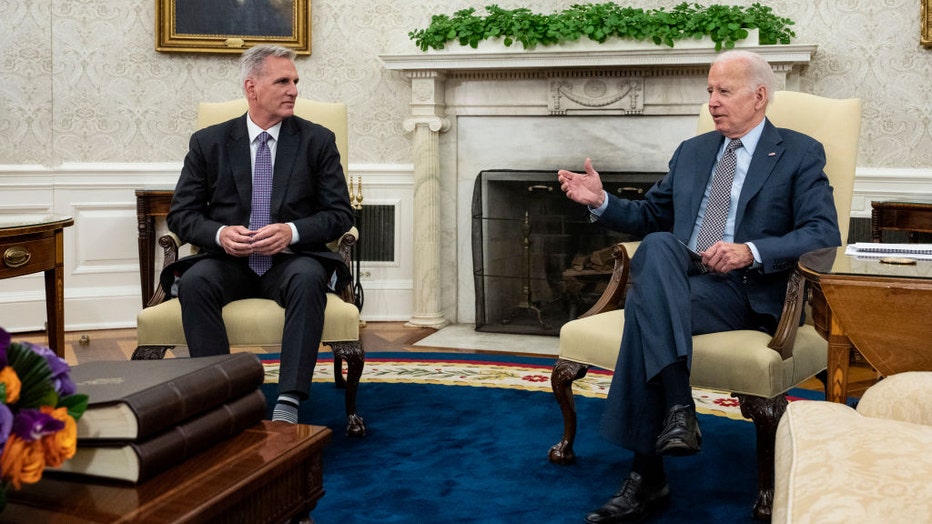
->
xmin=472 ymin=169 xmax=664 ymax=336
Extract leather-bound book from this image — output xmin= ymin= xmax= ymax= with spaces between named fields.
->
xmin=49 ymin=388 xmax=267 ymax=483
xmin=71 ymin=353 xmax=264 ymax=441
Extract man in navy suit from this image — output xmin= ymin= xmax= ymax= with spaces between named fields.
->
xmin=166 ymin=44 xmax=354 ymax=423
xmin=558 ymin=50 xmax=840 ymax=522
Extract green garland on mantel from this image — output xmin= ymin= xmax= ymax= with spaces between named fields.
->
xmin=409 ymin=2 xmax=796 ymax=52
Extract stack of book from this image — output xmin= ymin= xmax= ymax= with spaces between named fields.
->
xmin=49 ymin=353 xmax=267 ymax=483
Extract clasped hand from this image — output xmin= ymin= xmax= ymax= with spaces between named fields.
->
xmin=699 ymin=242 xmax=755 ymax=273
xmin=220 ymin=224 xmax=292 ymax=257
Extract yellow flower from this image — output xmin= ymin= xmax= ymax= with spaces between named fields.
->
xmin=0 ymin=366 xmax=21 ymax=404
xmin=0 ymin=434 xmax=46 ymax=490
xmin=40 ymin=406 xmax=77 ymax=467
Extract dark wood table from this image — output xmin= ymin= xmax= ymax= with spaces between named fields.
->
xmin=799 ymin=246 xmax=932 ymax=403
xmin=871 ymin=200 xmax=932 ymax=242
xmin=5 ymin=421 xmax=331 ymax=523
xmin=0 ymin=214 xmax=74 ymax=358
xmin=136 ymin=188 xmax=174 ymax=307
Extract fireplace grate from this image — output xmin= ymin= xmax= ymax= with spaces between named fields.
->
xmin=472 ymin=169 xmax=663 ymax=336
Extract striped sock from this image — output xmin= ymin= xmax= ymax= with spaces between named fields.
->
xmin=272 ymin=393 xmax=300 ymax=423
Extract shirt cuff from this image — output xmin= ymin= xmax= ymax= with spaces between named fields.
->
xmin=215 ymin=225 xmax=226 ymax=246
xmin=288 ymin=222 xmax=299 ymax=244
xmin=746 ymin=242 xmax=762 ymax=268
xmin=588 ymin=190 xmax=609 ymax=217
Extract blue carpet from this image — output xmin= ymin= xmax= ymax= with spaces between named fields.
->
xmin=259 ymin=352 xmax=805 ymax=523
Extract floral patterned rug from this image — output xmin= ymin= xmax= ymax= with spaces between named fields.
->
xmin=260 ymin=353 xmax=769 ymax=421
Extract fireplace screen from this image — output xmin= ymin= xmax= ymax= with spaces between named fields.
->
xmin=472 ymin=169 xmax=663 ymax=336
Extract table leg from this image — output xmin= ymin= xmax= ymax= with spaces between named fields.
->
xmin=826 ymin=314 xmax=851 ymax=403
xmin=44 ymin=265 xmax=65 ymax=359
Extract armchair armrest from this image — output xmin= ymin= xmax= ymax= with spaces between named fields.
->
xmin=767 ymin=269 xmax=807 ymax=360
xmin=577 ymin=241 xmax=638 ymax=318
xmin=145 ymin=232 xmax=183 ymax=307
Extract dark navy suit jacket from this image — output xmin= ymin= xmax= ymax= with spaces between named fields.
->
xmin=597 ymin=118 xmax=841 ymax=323
xmin=163 ymin=114 xmax=354 ymax=293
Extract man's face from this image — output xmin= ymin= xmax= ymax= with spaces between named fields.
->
xmin=706 ymin=58 xmax=766 ymax=139
xmin=245 ymin=55 xmax=298 ymax=128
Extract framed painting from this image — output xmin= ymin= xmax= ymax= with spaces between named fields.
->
xmin=924 ymin=0 xmax=932 ymax=48
xmin=156 ymin=0 xmax=310 ymax=55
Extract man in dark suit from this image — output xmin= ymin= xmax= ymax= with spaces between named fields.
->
xmin=558 ymin=50 xmax=840 ymax=522
xmin=166 ymin=44 xmax=354 ymax=423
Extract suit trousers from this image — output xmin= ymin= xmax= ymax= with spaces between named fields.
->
xmin=600 ymin=232 xmax=763 ymax=456
xmin=177 ymin=254 xmax=328 ymax=398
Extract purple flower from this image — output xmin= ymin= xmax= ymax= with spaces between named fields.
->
xmin=11 ymin=409 xmax=64 ymax=442
xmin=26 ymin=343 xmax=76 ymax=397
xmin=0 ymin=327 xmax=9 ymax=368
xmin=0 ymin=403 xmax=12 ymax=447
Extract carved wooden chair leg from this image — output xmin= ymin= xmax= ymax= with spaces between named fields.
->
xmin=736 ymin=393 xmax=788 ymax=522
xmin=330 ymin=340 xmax=366 ymax=438
xmin=131 ymin=345 xmax=173 ymax=360
xmin=548 ymin=358 xmax=590 ymax=465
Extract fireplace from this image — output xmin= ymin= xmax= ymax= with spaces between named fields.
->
xmin=472 ymin=169 xmax=662 ymax=335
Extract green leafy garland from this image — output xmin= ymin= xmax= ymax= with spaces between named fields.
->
xmin=409 ymin=2 xmax=796 ymax=52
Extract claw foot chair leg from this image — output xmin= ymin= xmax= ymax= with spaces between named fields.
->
xmin=736 ymin=393 xmax=788 ymax=521
xmin=330 ymin=341 xmax=366 ymax=438
xmin=549 ymin=358 xmax=590 ymax=464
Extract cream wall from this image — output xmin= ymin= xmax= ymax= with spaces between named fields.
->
xmin=1 ymin=0 xmax=931 ymax=167
xmin=0 ymin=0 xmax=931 ymax=332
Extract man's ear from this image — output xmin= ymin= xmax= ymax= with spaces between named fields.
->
xmin=755 ymin=86 xmax=768 ymax=110
xmin=244 ymin=79 xmax=257 ymax=100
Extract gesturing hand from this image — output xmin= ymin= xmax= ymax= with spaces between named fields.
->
xmin=557 ymin=158 xmax=605 ymax=208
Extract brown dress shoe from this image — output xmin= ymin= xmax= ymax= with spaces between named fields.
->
xmin=655 ymin=404 xmax=702 ymax=456
xmin=585 ymin=472 xmax=670 ymax=523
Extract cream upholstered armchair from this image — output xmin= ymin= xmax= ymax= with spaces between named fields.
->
xmin=134 ymin=98 xmax=366 ymax=437
xmin=548 ymin=92 xmax=862 ymax=520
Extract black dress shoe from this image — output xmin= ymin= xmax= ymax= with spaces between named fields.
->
xmin=655 ymin=404 xmax=702 ymax=456
xmin=585 ymin=472 xmax=670 ymax=523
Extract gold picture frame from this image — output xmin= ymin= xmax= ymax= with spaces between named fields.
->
xmin=156 ymin=0 xmax=310 ymax=55
xmin=924 ymin=0 xmax=932 ymax=48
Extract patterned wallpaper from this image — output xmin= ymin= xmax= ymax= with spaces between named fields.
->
xmin=0 ymin=0 xmax=930 ymax=168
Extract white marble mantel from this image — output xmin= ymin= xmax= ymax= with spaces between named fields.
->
xmin=380 ymin=43 xmax=816 ymax=328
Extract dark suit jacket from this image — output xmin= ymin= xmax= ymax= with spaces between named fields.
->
xmin=163 ymin=113 xmax=354 ymax=293
xmin=597 ymin=118 xmax=841 ymax=322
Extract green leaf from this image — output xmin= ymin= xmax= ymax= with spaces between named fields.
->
xmin=7 ymin=342 xmax=54 ymax=409
xmin=59 ymin=393 xmax=89 ymax=420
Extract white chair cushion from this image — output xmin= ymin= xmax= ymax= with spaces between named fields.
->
xmin=558 ymin=309 xmax=826 ymax=397
xmin=137 ymin=294 xmax=359 ymax=347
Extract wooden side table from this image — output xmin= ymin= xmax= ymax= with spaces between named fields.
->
xmin=799 ymin=246 xmax=932 ymax=403
xmin=0 ymin=215 xmax=74 ymax=358
xmin=871 ymin=200 xmax=932 ymax=242
xmin=136 ymin=188 xmax=174 ymax=307
xmin=6 ymin=421 xmax=332 ymax=523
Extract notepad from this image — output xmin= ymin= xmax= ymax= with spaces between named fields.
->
xmin=845 ymin=242 xmax=932 ymax=260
